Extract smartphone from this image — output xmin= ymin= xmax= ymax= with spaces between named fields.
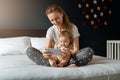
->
xmin=45 ymin=48 xmax=61 ymax=55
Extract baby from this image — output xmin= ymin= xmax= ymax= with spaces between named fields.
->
xmin=43 ymin=30 xmax=72 ymax=67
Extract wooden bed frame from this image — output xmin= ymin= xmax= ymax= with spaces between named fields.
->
xmin=0 ymin=29 xmax=47 ymax=37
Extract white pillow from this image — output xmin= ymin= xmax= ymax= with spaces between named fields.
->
xmin=30 ymin=37 xmax=46 ymax=50
xmin=0 ymin=36 xmax=31 ymax=55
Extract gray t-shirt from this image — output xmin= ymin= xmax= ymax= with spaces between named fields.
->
xmin=46 ymin=24 xmax=80 ymax=45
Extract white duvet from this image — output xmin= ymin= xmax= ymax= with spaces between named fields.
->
xmin=0 ymin=55 xmax=120 ymax=80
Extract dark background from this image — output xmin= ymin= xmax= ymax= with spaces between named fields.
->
xmin=0 ymin=0 xmax=119 ymax=57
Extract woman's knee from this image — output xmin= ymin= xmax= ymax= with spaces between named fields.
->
xmin=75 ymin=47 xmax=94 ymax=66
xmin=26 ymin=47 xmax=50 ymax=66
xmin=80 ymin=47 xmax=94 ymax=53
xmin=26 ymin=47 xmax=41 ymax=55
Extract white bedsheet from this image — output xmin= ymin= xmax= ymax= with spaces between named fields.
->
xmin=0 ymin=55 xmax=120 ymax=80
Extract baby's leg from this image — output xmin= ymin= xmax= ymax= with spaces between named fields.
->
xmin=49 ymin=59 xmax=57 ymax=67
xmin=48 ymin=55 xmax=58 ymax=67
xmin=57 ymin=53 xmax=70 ymax=67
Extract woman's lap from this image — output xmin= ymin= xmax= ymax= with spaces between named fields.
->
xmin=69 ymin=47 xmax=94 ymax=66
xmin=26 ymin=47 xmax=94 ymax=67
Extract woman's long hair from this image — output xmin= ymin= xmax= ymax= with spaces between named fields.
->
xmin=46 ymin=4 xmax=73 ymax=34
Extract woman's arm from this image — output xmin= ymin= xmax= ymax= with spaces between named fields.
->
xmin=46 ymin=38 xmax=55 ymax=48
xmin=70 ymin=36 xmax=79 ymax=55
xmin=42 ymin=38 xmax=55 ymax=58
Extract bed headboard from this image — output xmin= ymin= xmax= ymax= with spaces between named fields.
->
xmin=0 ymin=29 xmax=47 ymax=38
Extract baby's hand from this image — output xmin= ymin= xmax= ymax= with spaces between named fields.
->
xmin=60 ymin=47 xmax=68 ymax=52
xmin=56 ymin=44 xmax=61 ymax=48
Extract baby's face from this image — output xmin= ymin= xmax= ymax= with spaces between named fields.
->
xmin=59 ymin=36 xmax=70 ymax=48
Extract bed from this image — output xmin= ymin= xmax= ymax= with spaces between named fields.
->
xmin=0 ymin=29 xmax=120 ymax=80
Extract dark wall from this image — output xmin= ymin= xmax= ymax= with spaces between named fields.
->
xmin=112 ymin=0 xmax=120 ymax=40
xmin=0 ymin=0 xmax=119 ymax=57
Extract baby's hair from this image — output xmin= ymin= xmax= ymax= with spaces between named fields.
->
xmin=59 ymin=30 xmax=72 ymax=40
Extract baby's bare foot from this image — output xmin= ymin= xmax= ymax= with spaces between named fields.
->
xmin=67 ymin=64 xmax=78 ymax=68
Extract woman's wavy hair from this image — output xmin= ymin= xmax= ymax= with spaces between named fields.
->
xmin=46 ymin=4 xmax=73 ymax=34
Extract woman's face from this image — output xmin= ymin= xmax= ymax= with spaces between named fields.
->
xmin=47 ymin=12 xmax=63 ymax=27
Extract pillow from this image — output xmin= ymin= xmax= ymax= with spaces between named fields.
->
xmin=0 ymin=36 xmax=31 ymax=55
xmin=30 ymin=37 xmax=46 ymax=50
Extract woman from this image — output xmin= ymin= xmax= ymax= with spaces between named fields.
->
xmin=44 ymin=30 xmax=72 ymax=67
xmin=26 ymin=4 xmax=94 ymax=67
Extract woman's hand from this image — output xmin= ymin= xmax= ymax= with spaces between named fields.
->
xmin=69 ymin=49 xmax=79 ymax=56
xmin=42 ymin=49 xmax=52 ymax=59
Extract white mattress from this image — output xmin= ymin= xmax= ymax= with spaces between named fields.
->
xmin=0 ymin=55 xmax=120 ymax=80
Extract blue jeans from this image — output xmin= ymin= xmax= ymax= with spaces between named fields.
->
xmin=26 ymin=47 xmax=94 ymax=67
